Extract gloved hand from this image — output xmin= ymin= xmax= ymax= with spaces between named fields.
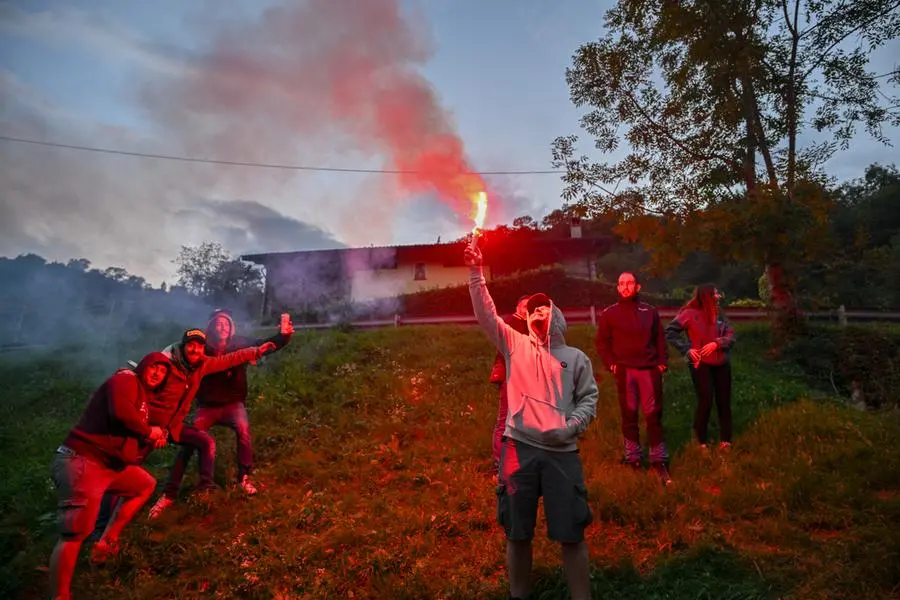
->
xmin=257 ymin=342 xmax=277 ymax=358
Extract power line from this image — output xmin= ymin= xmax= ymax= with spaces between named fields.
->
xmin=0 ymin=134 xmax=564 ymax=175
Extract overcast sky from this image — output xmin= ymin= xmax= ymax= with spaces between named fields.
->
xmin=1 ymin=0 xmax=897 ymax=284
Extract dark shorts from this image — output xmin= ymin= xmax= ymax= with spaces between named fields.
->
xmin=496 ymin=437 xmax=593 ymax=543
xmin=50 ymin=448 xmax=155 ymax=541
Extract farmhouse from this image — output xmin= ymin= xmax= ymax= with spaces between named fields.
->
xmin=241 ymin=222 xmax=611 ymax=315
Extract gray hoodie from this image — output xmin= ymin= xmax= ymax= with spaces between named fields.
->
xmin=469 ymin=266 xmax=599 ymax=452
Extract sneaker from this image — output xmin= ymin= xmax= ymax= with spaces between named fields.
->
xmin=90 ymin=538 xmax=120 ymax=564
xmin=148 ymin=496 xmax=174 ymax=519
xmin=698 ymin=443 xmax=709 ymax=452
xmin=719 ymin=441 xmax=733 ymax=452
xmin=652 ymin=463 xmax=672 ymax=486
xmin=239 ymin=475 xmax=258 ymax=496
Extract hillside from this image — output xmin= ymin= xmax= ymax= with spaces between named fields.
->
xmin=2 ymin=324 xmax=899 ymax=599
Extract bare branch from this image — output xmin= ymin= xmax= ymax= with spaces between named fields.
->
xmin=619 ymin=89 xmax=743 ymax=172
xmin=782 ymin=0 xmax=798 ymax=37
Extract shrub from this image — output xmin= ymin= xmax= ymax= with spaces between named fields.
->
xmin=783 ymin=324 xmax=900 ymax=409
xmin=396 ymin=266 xmax=666 ymax=317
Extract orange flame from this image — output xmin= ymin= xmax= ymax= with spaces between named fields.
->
xmin=472 ymin=191 xmax=487 ymax=231
xmin=469 ymin=190 xmax=488 ymax=249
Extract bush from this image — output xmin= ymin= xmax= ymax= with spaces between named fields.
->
xmin=396 ymin=266 xmax=666 ymax=317
xmin=783 ymin=324 xmax=900 ymax=409
xmin=728 ymin=298 xmax=767 ymax=308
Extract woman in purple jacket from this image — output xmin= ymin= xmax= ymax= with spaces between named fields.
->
xmin=665 ymin=284 xmax=736 ymax=450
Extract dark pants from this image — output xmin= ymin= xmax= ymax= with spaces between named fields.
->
xmin=162 ymin=426 xmax=217 ymax=499
xmin=615 ymin=367 xmax=667 ymax=464
xmin=163 ymin=403 xmax=253 ymax=498
xmin=492 ymin=383 xmax=509 ymax=465
xmin=689 ymin=362 xmax=733 ymax=444
xmin=497 ymin=437 xmax=592 ymax=543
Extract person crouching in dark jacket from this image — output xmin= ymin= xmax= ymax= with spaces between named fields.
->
xmin=48 ymin=352 xmax=170 ymax=600
xmin=488 ymin=294 xmax=531 ymax=470
xmin=150 ymin=310 xmax=292 ymax=516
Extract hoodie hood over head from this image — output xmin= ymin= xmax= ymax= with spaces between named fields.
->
xmin=526 ymin=302 xmax=567 ymax=347
xmin=206 ymin=309 xmax=236 ymax=345
xmin=135 ymin=351 xmax=170 ymax=391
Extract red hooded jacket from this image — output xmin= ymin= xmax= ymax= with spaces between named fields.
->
xmin=63 ymin=352 xmax=170 ymax=470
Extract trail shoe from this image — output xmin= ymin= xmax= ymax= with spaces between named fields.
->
xmin=239 ymin=475 xmax=258 ymax=496
xmin=148 ymin=496 xmax=173 ymax=519
xmin=621 ymin=458 xmax=642 ymax=471
xmin=90 ymin=538 xmax=120 ymax=564
xmin=719 ymin=441 xmax=733 ymax=452
xmin=652 ymin=462 xmax=672 ymax=486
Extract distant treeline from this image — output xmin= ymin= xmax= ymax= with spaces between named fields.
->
xmin=0 ymin=255 xmax=212 ymax=349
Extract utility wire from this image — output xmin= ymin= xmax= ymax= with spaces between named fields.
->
xmin=0 ymin=133 xmax=671 ymax=215
xmin=0 ymin=134 xmax=565 ymax=175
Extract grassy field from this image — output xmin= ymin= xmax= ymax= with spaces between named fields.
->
xmin=1 ymin=323 xmax=899 ymax=599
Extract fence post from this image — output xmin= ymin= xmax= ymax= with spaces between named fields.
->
xmin=590 ymin=305 xmax=597 ymax=326
xmin=837 ymin=304 xmax=847 ymax=326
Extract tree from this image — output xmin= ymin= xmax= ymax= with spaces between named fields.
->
xmin=552 ymin=0 xmax=899 ymax=345
xmin=512 ymin=215 xmax=539 ymax=230
xmin=66 ymin=258 xmax=91 ymax=272
xmin=174 ymin=242 xmax=264 ymax=314
xmin=175 ymin=242 xmax=231 ymax=297
xmin=103 ymin=267 xmax=131 ymax=283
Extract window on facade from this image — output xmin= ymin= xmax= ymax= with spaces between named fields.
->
xmin=414 ymin=262 xmax=427 ymax=281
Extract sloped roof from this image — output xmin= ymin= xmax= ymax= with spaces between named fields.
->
xmin=241 ymin=236 xmax=612 ymax=270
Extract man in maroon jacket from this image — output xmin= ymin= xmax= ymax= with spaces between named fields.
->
xmin=48 ymin=352 xmax=171 ymax=600
xmin=149 ymin=310 xmax=292 ymax=516
xmin=595 ymin=272 xmax=671 ymax=484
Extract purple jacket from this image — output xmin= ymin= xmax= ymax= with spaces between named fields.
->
xmin=665 ymin=308 xmax=736 ymax=366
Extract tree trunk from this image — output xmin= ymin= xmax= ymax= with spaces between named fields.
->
xmin=765 ymin=261 xmax=806 ymax=353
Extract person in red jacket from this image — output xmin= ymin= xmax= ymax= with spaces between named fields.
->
xmin=488 ymin=295 xmax=531 ymax=469
xmin=595 ymin=272 xmax=670 ymax=484
xmin=665 ymin=284 xmax=736 ymax=450
xmin=150 ymin=309 xmax=293 ymax=516
xmin=141 ymin=328 xmax=274 ymax=511
xmin=92 ymin=328 xmax=275 ymax=533
xmin=48 ymin=352 xmax=170 ymax=600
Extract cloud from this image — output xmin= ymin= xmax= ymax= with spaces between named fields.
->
xmin=0 ymin=3 xmax=194 ymax=77
xmin=1 ymin=0 xmax=499 ymax=283
xmin=173 ymin=199 xmax=345 ymax=255
xmin=0 ymin=70 xmax=342 ymax=283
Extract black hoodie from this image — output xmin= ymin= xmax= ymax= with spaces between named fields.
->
xmin=196 ymin=312 xmax=292 ymax=408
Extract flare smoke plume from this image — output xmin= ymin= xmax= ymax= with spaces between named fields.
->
xmin=143 ymin=0 xmax=488 ymax=230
